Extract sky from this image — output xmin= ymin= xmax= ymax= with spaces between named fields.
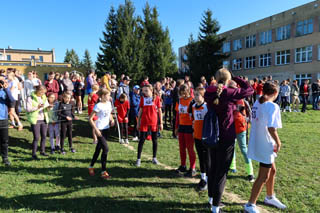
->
xmin=0 ymin=0 xmax=314 ymax=63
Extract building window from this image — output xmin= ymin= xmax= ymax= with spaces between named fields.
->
xmin=318 ymin=45 xmax=320 ymax=60
xmin=31 ymin=56 xmax=35 ymax=60
xmin=232 ymin=58 xmax=242 ymax=70
xmin=295 ymin=46 xmax=312 ymax=63
xmin=276 ymin=24 xmax=291 ymax=41
xmin=0 ymin=53 xmax=3 ymax=60
xmin=233 ymin=39 xmax=242 ymax=51
xmin=6 ymin=55 xmax=11 ymax=61
xmin=245 ymin=35 xmax=256 ymax=48
xmin=275 ymin=50 xmax=290 ymax=65
xmin=259 ymin=53 xmax=272 ymax=67
xmin=295 ymin=74 xmax=312 ymax=85
xmin=222 ymin=42 xmax=231 ymax=53
xmin=39 ymin=56 xmax=44 ymax=62
xmin=260 ymin=30 xmax=272 ymax=45
xmin=296 ymin=18 xmax=313 ymax=37
xmin=245 ymin=56 xmax=256 ymax=69
xmin=223 ymin=60 xmax=230 ymax=68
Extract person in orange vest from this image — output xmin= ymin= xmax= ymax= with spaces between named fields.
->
xmin=191 ymin=87 xmax=209 ymax=190
xmin=228 ymin=80 xmax=254 ymax=182
xmin=175 ymin=84 xmax=197 ymax=177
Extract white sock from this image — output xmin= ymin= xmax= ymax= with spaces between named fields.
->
xmin=208 ymin=197 xmax=213 ymax=205
xmin=153 ymin=157 xmax=157 ymax=160
xmin=212 ymin=205 xmax=219 ymax=212
xmin=201 ymin=173 xmax=206 ymax=180
xmin=137 ymin=159 xmax=141 ymax=162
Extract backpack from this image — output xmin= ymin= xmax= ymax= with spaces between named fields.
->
xmin=201 ymin=108 xmax=219 ymax=148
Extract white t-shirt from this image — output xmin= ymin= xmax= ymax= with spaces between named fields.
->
xmin=93 ymin=101 xmax=112 ymax=130
xmin=247 ymin=100 xmax=282 ymax=164
xmin=8 ymin=79 xmax=19 ymax=100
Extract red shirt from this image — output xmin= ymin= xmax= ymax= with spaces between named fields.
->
xmin=139 ymin=96 xmax=161 ymax=126
xmin=88 ymin=93 xmax=99 ymax=120
xmin=140 ymin=80 xmax=150 ymax=87
xmin=234 ymin=99 xmax=247 ymax=134
xmin=252 ymin=82 xmax=258 ymax=92
xmin=256 ymin=83 xmax=264 ymax=95
xmin=115 ymin=99 xmax=130 ymax=123
xmin=304 ymin=84 xmax=308 ymax=94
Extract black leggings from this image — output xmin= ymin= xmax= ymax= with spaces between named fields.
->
xmin=137 ymin=131 xmax=158 ymax=159
xmin=172 ymin=109 xmax=177 ymax=136
xmin=31 ymin=120 xmax=48 ymax=155
xmin=90 ymin=129 xmax=109 ymax=171
xmin=194 ymin=139 xmax=210 ymax=174
xmin=60 ymin=121 xmax=73 ymax=150
xmin=0 ymin=120 xmax=9 ymax=160
xmin=164 ymin=104 xmax=172 ymax=125
xmin=132 ymin=117 xmax=139 ymax=138
xmin=207 ymin=141 xmax=235 ymax=206
xmin=281 ymin=96 xmax=289 ymax=110
xmin=120 ymin=123 xmax=128 ymax=139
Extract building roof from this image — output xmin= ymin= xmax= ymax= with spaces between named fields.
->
xmin=0 ymin=48 xmax=53 ymax=54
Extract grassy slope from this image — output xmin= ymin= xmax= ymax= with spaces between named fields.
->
xmin=0 ymin=107 xmax=319 ymax=212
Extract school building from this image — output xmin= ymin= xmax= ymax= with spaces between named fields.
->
xmin=179 ymin=0 xmax=320 ymax=84
xmin=0 ymin=47 xmax=85 ymax=80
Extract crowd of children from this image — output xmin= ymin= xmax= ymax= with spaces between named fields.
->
xmin=0 ymin=67 xmax=297 ymax=213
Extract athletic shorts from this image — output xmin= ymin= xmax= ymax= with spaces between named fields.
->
xmin=140 ymin=125 xmax=157 ymax=132
xmin=8 ymin=100 xmax=17 ymax=109
xmin=260 ymin=162 xmax=272 ymax=168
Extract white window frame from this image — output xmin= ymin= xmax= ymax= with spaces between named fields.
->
xmin=318 ymin=45 xmax=320 ymax=61
xmin=259 ymin=53 xmax=271 ymax=67
xmin=245 ymin=35 xmax=256 ymax=48
xmin=260 ymin=30 xmax=272 ymax=45
xmin=294 ymin=73 xmax=312 ymax=85
xmin=275 ymin=50 xmax=290 ymax=65
xmin=232 ymin=58 xmax=242 ymax=70
xmin=233 ymin=39 xmax=242 ymax=51
xmin=245 ymin=56 xmax=256 ymax=69
xmin=222 ymin=41 xmax=231 ymax=53
xmin=276 ymin=24 xmax=291 ymax=41
xmin=296 ymin=18 xmax=313 ymax=37
xmin=295 ymin=46 xmax=313 ymax=63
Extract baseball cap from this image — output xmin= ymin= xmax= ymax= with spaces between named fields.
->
xmin=133 ymin=85 xmax=140 ymax=90
xmin=123 ymin=76 xmax=131 ymax=81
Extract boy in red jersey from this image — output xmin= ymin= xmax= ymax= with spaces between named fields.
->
xmin=115 ymin=93 xmax=130 ymax=144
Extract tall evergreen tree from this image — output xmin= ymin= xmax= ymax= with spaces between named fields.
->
xmin=142 ymin=3 xmax=177 ymax=82
xmin=186 ymin=9 xmax=227 ymax=82
xmin=96 ymin=6 xmax=118 ymax=77
xmin=64 ymin=48 xmax=80 ymax=68
xmin=82 ymin=49 xmax=93 ymax=70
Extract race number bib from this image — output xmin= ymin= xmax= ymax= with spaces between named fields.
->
xmin=179 ymin=104 xmax=188 ymax=114
xmin=143 ymin=97 xmax=153 ymax=106
xmin=194 ymin=109 xmax=206 ymax=121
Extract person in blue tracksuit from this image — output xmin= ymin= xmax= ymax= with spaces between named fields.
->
xmin=130 ymin=85 xmax=141 ymax=141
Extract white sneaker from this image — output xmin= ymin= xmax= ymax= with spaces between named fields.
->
xmin=211 ymin=205 xmax=220 ymax=213
xmin=132 ymin=137 xmax=139 ymax=142
xmin=208 ymin=197 xmax=213 ymax=205
xmin=125 ymin=139 xmax=129 ymax=144
xmin=120 ymin=139 xmax=124 ymax=144
xmin=244 ymin=203 xmax=260 ymax=213
xmin=152 ymin=158 xmax=159 ymax=165
xmin=79 ymin=110 xmax=83 ymax=114
xmin=136 ymin=159 xmax=141 ymax=167
xmin=264 ymin=196 xmax=287 ymax=209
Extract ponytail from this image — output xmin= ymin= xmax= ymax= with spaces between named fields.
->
xmin=259 ymin=82 xmax=279 ymax=104
xmin=213 ymin=83 xmax=224 ymax=105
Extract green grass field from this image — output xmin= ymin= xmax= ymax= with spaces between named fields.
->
xmin=0 ymin=106 xmax=319 ymax=212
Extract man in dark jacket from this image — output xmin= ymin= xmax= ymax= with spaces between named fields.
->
xmin=311 ymin=80 xmax=320 ymax=110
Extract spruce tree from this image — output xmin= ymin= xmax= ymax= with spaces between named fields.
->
xmin=186 ymin=9 xmax=227 ymax=83
xmin=64 ymin=48 xmax=80 ymax=68
xmin=82 ymin=49 xmax=93 ymax=70
xmin=142 ymin=3 xmax=177 ymax=82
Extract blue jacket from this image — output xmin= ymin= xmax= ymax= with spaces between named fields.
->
xmin=130 ymin=91 xmax=140 ymax=118
xmin=0 ymin=88 xmax=14 ymax=120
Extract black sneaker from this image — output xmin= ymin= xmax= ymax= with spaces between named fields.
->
xmin=2 ymin=158 xmax=11 ymax=166
xmin=55 ymin=146 xmax=60 ymax=151
xmin=50 ymin=149 xmax=55 ymax=155
xmin=198 ymin=179 xmax=207 ymax=191
xmin=184 ymin=169 xmax=197 ymax=178
xmin=32 ymin=155 xmax=40 ymax=160
xmin=175 ymin=165 xmax=187 ymax=174
xmin=248 ymin=175 xmax=255 ymax=183
xmin=40 ymin=152 xmax=49 ymax=157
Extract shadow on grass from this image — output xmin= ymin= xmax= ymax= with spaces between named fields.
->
xmin=0 ymin=192 xmax=208 ymax=213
